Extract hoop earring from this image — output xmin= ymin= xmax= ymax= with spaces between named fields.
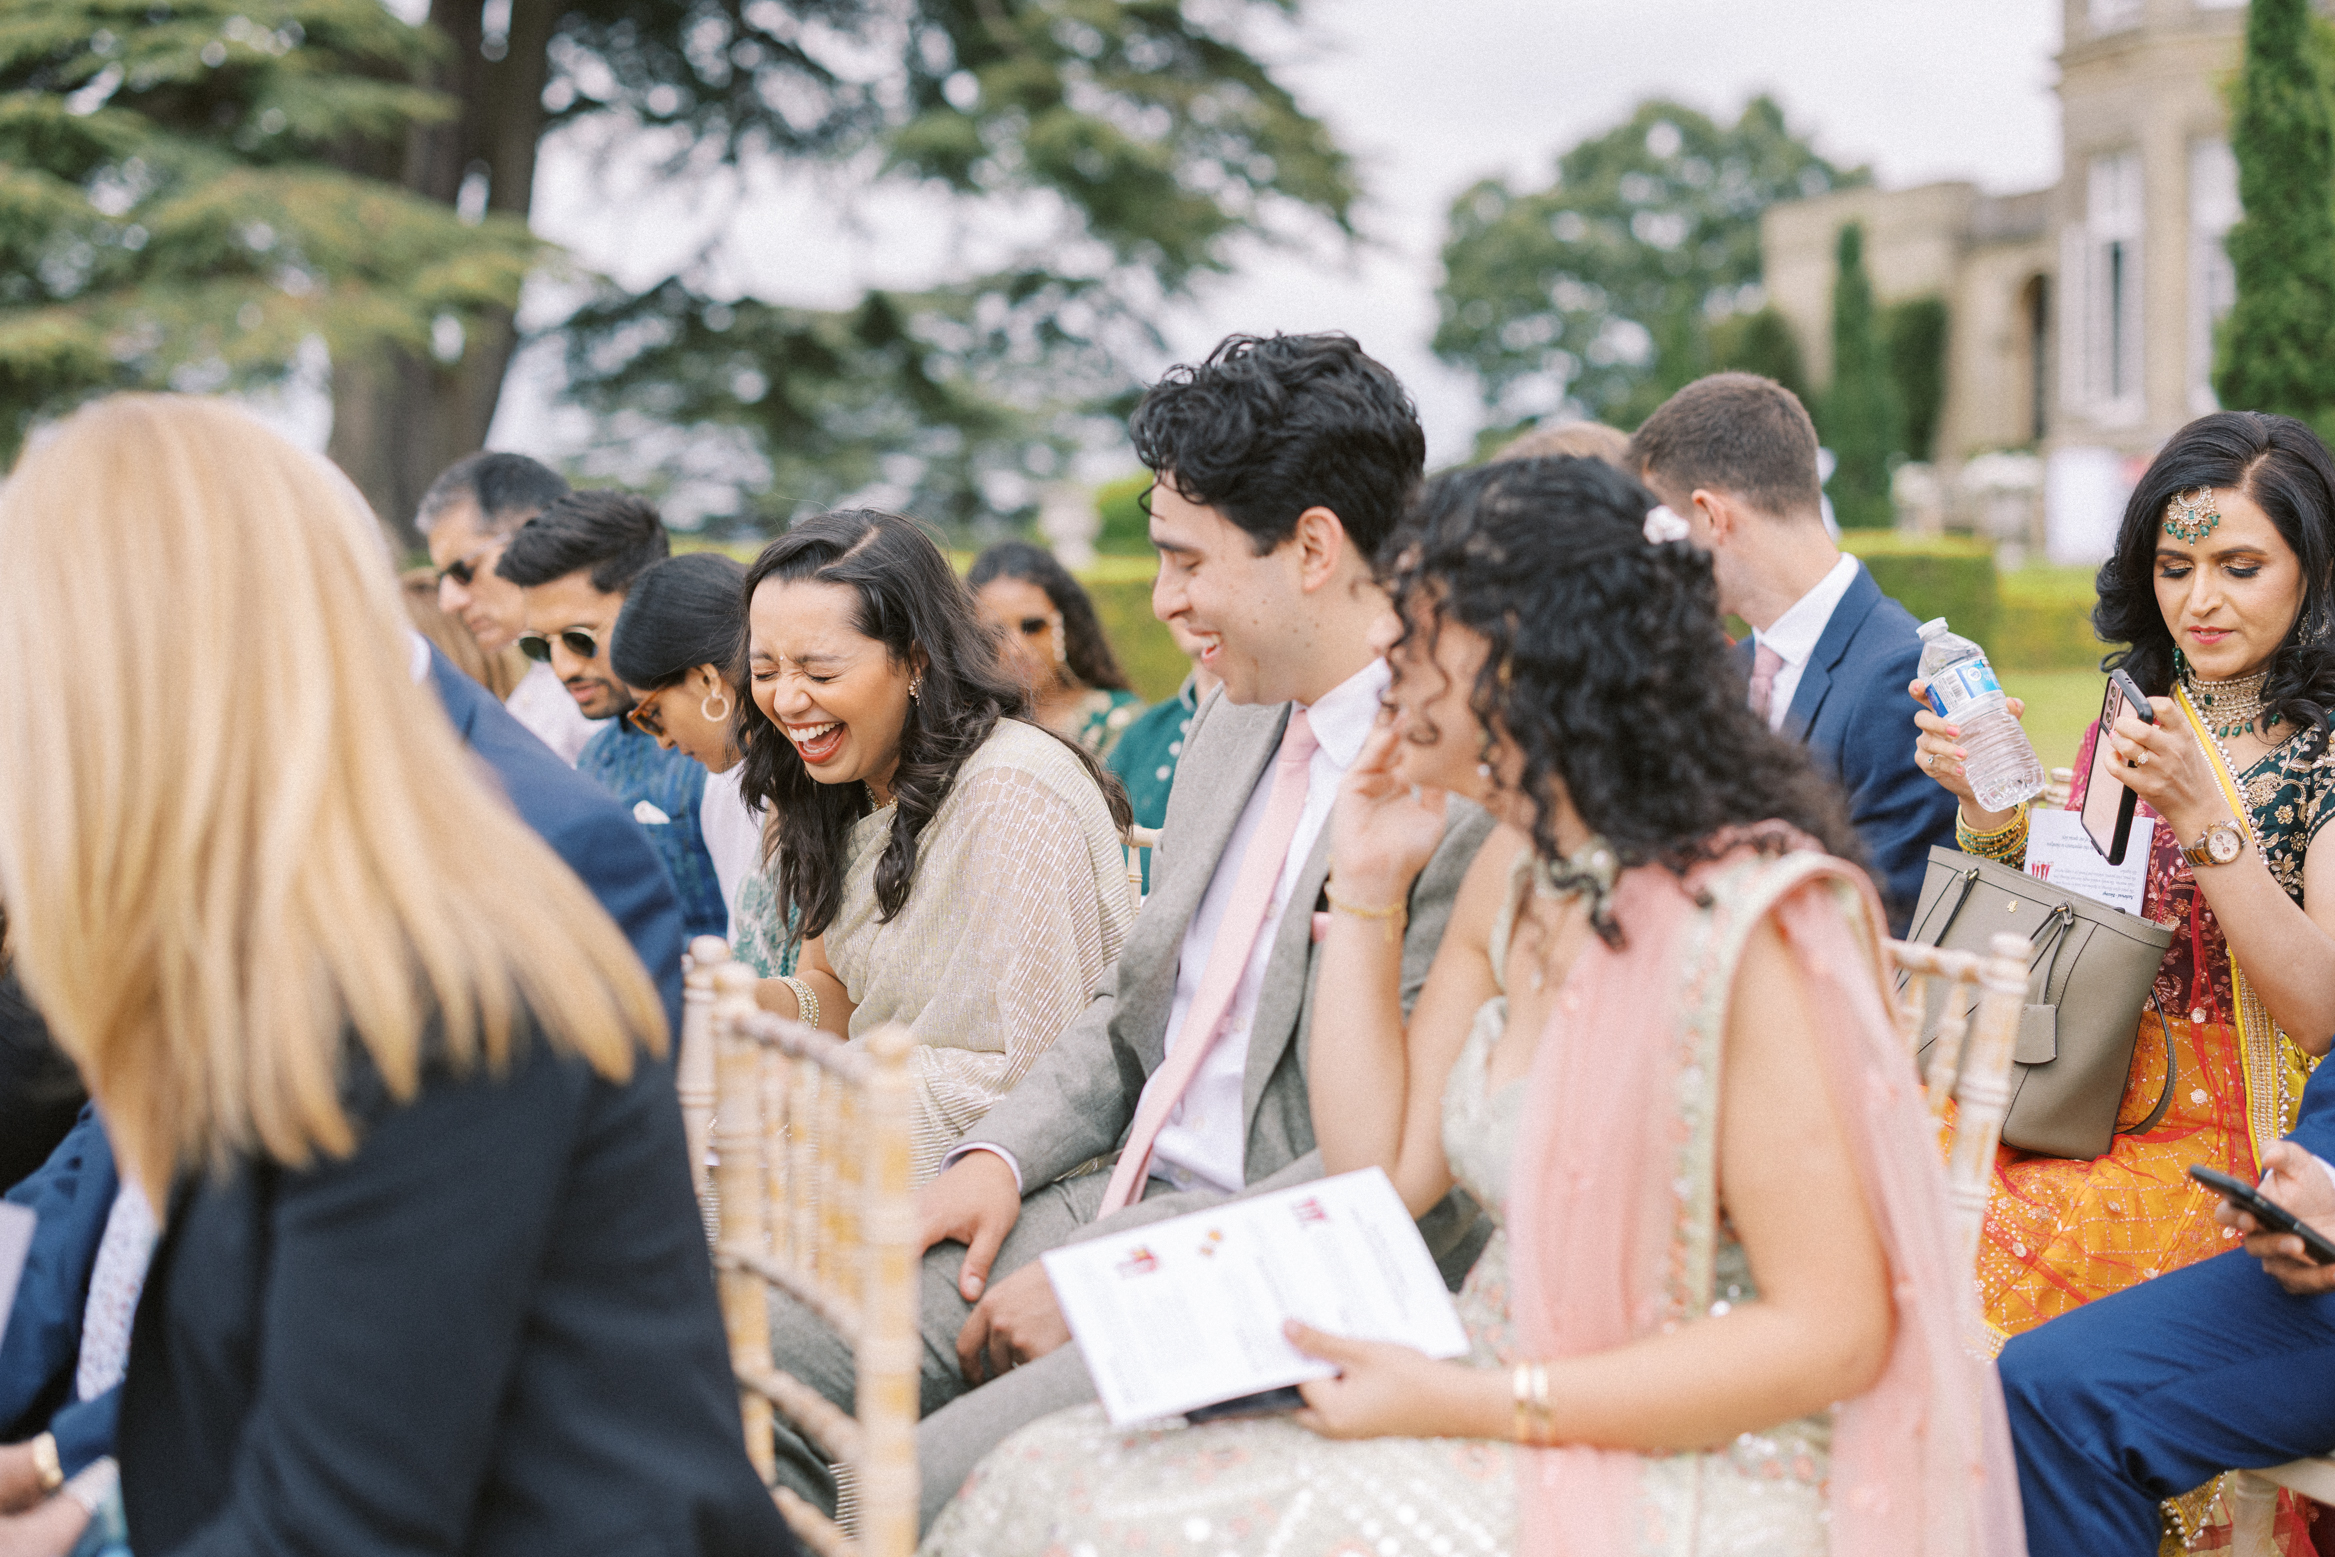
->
xmin=701 ymin=687 xmax=731 ymax=722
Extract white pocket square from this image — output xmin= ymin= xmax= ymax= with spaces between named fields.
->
xmin=632 ymin=800 xmax=672 ymax=825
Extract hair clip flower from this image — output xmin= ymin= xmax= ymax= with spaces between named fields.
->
xmin=1643 ymin=505 xmax=1691 ymax=544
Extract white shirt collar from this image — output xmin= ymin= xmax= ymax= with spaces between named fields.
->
xmin=408 ymin=630 xmax=432 ymax=685
xmin=1299 ymin=658 xmax=1392 ymax=770
xmin=1752 ymin=554 xmax=1860 ymax=671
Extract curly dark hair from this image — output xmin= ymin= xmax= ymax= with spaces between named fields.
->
xmin=1385 ymin=456 xmax=1863 ymax=944
xmin=736 ymin=510 xmax=1130 ymax=940
xmin=1128 ymin=332 xmax=1425 ymax=557
xmin=966 ymin=540 xmax=1131 ymax=693
xmin=2096 ymin=411 xmax=2335 ymax=751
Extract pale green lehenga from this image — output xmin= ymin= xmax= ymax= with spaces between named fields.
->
xmin=918 ymin=853 xmax=1834 ymax=1557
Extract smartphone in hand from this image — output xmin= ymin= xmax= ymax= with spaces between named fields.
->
xmin=2188 ymin=1164 xmax=2335 ymax=1265
xmin=2081 ymin=669 xmax=2159 ymax=866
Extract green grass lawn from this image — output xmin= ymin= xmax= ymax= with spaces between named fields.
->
xmin=2005 ymin=667 xmax=2104 ymax=777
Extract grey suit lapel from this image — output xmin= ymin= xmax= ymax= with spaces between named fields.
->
xmin=1122 ymin=697 xmax=1290 ymax=1072
xmin=1240 ymin=817 xmax=1334 ymax=1129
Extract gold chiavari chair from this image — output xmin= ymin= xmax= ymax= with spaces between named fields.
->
xmin=1883 ymin=933 xmax=2030 ymax=1281
xmin=693 ymin=941 xmax=918 ymax=1557
xmin=1124 ymin=823 xmax=1161 ymax=905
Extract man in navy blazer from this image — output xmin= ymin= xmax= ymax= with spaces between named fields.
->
xmin=0 ymin=638 xmax=686 ymax=1507
xmin=1632 ymin=373 xmax=1956 ymax=934
xmin=1999 ymin=1058 xmax=2335 ymax=1553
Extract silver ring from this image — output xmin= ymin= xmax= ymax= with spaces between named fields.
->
xmin=1921 ymin=751 xmax=1933 ymax=768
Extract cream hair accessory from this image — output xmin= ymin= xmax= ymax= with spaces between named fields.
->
xmin=1643 ymin=505 xmax=1691 ymax=544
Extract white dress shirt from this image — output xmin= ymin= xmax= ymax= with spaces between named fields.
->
xmin=1138 ymin=659 xmax=1389 ymax=1194
xmin=949 ymin=659 xmax=1390 ymax=1198
xmin=1749 ymin=553 xmax=1860 ymax=733
xmin=505 ymin=660 xmax=601 ymax=766
xmin=698 ymin=764 xmax=765 ymax=941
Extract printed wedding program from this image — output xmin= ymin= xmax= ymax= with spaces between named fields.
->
xmin=1042 ymin=1167 xmax=1470 ymax=1426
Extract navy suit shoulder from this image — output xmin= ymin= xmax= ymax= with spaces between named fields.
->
xmin=427 ymin=650 xmax=685 ymax=1037
xmin=0 ymin=1107 xmax=117 ymax=1447
xmin=1793 ymin=567 xmax=1958 ymax=935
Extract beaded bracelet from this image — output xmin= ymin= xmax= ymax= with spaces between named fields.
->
xmin=1955 ymin=802 xmax=2029 ymax=864
xmin=778 ymin=975 xmax=821 ymax=1030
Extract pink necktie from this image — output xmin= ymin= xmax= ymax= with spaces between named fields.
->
xmin=1747 ymin=641 xmax=1784 ymax=725
xmin=1098 ymin=709 xmax=1322 ymax=1215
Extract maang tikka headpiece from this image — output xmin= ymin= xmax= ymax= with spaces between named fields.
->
xmin=2164 ymin=487 xmax=2222 ymax=544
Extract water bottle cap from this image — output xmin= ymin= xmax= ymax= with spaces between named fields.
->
xmin=1917 ymin=617 xmax=1948 ymax=638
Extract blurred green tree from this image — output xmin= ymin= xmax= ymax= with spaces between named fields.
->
xmin=1707 ymin=304 xmax=1808 ymax=405
xmin=2217 ymin=0 xmax=2335 ymax=434
xmin=1823 ymin=222 xmax=1899 ymax=529
xmin=1432 ymin=95 xmax=1862 ymax=434
xmin=0 ymin=0 xmax=536 ymax=475
xmin=1883 ymin=294 xmax=1949 ymax=461
xmin=372 ymin=0 xmax=1358 ymax=542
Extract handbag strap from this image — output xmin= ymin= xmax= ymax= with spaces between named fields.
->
xmin=2024 ymin=903 xmax=2076 ymax=1003
xmin=1910 ymin=866 xmax=1982 ymax=950
xmin=2115 ymin=1000 xmax=2179 ymax=1139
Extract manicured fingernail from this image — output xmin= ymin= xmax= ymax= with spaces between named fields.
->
xmin=964 ymin=1276 xmax=983 ymax=1299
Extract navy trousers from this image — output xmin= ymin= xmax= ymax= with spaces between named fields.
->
xmin=2000 ymin=1248 xmax=2335 ymax=1554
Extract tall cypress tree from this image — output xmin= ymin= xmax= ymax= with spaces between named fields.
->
xmin=1824 ymin=222 xmax=1900 ymax=529
xmin=2217 ymin=0 xmax=2335 ymax=425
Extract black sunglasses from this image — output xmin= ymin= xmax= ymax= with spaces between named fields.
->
xmin=517 ymin=628 xmax=600 ymax=663
xmin=436 ymin=543 xmax=496 ymax=588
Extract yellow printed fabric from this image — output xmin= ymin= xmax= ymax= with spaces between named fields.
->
xmin=1979 ymin=701 xmax=2328 ymax=1341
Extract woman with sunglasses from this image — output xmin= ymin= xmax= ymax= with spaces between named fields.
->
xmin=610 ymin=552 xmax=797 ymax=978
xmin=741 ymin=512 xmax=1137 ymax=1184
xmin=969 ymin=542 xmax=1145 ymax=761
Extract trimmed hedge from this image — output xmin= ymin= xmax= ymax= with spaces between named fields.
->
xmin=1840 ymin=531 xmax=1998 ymax=649
xmin=1999 ymin=567 xmax=2111 ymax=671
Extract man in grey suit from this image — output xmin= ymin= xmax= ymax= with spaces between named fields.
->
xmin=763 ymin=333 xmax=1496 ymax=1528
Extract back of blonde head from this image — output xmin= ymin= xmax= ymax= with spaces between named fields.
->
xmin=0 ymin=395 xmax=663 ymax=1199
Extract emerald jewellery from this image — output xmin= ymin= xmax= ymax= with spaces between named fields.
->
xmin=2181 ymin=667 xmax=2274 ymax=742
xmin=2164 ymin=488 xmax=2223 ymax=544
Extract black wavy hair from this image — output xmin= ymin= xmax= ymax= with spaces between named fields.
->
xmin=736 ymin=510 xmax=1131 ymax=939
xmin=610 ymin=552 xmax=749 ymax=692
xmin=966 ymin=540 xmax=1131 ymax=694
xmin=495 ymin=490 xmax=669 ymax=595
xmin=1385 ymin=455 xmax=1862 ymax=944
xmin=2097 ymin=411 xmax=2335 ymax=749
xmin=1128 ymin=332 xmax=1425 ymax=558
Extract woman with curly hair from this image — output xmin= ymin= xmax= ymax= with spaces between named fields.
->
xmin=740 ymin=511 xmax=1136 ymax=1182
xmin=1914 ymin=414 xmax=2335 ymax=1328
xmin=968 ymin=541 xmax=1145 ymax=760
xmin=922 ymin=457 xmax=2023 ymax=1557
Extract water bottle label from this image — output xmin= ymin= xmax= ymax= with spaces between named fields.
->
xmin=1928 ymin=659 xmax=2003 ymax=716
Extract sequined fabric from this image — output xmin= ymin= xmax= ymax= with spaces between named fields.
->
xmin=918 ymin=850 xmax=1835 ymax=1557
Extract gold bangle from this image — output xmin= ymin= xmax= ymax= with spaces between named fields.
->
xmin=30 ymin=1431 xmax=62 ymax=1494
xmin=1955 ymin=802 xmax=2029 ymax=862
xmin=1325 ymin=884 xmax=1407 ymax=945
xmin=778 ymin=975 xmax=821 ymax=1030
xmin=1510 ymin=1362 xmax=1554 ymax=1446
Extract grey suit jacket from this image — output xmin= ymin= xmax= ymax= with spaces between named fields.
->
xmin=961 ymin=687 xmax=1496 ymax=1265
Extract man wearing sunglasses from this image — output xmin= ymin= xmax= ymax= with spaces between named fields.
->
xmin=417 ymin=452 xmax=598 ymax=765
xmin=497 ymin=491 xmax=730 ymax=942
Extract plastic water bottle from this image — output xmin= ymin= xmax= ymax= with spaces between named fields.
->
xmin=1917 ymin=618 xmax=2045 ymax=812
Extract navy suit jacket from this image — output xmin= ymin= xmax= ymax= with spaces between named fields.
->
xmin=2288 ymin=1059 xmax=2335 ymax=1164
xmin=0 ymin=650 xmax=688 ymax=1479
xmin=1742 ymin=562 xmax=1960 ymax=936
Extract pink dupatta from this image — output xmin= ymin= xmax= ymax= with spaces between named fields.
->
xmin=1503 ymin=844 xmax=2025 ymax=1556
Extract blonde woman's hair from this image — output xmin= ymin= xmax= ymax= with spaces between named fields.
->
xmin=0 ymin=396 xmax=665 ymax=1199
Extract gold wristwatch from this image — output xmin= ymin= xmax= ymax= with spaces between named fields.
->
xmin=2181 ymin=821 xmax=2245 ymax=869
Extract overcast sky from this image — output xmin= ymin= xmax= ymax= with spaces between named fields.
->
xmin=492 ymin=0 xmax=2069 ymax=486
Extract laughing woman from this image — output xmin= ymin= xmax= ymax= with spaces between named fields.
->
xmin=739 ymin=511 xmax=1138 ymax=1182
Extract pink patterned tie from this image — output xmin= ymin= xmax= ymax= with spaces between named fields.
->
xmin=1747 ymin=641 xmax=1784 ymax=725
xmin=1097 ymin=708 xmax=1321 ymax=1215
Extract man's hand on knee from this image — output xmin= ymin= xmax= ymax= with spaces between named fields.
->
xmin=2222 ymin=1142 xmax=2335 ymax=1296
xmin=916 ymin=1149 xmax=1023 ymax=1301
xmin=954 ymin=1262 xmax=1072 ymax=1386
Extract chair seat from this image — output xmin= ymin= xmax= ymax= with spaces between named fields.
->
xmin=2255 ymin=1457 xmax=2335 ymax=1505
